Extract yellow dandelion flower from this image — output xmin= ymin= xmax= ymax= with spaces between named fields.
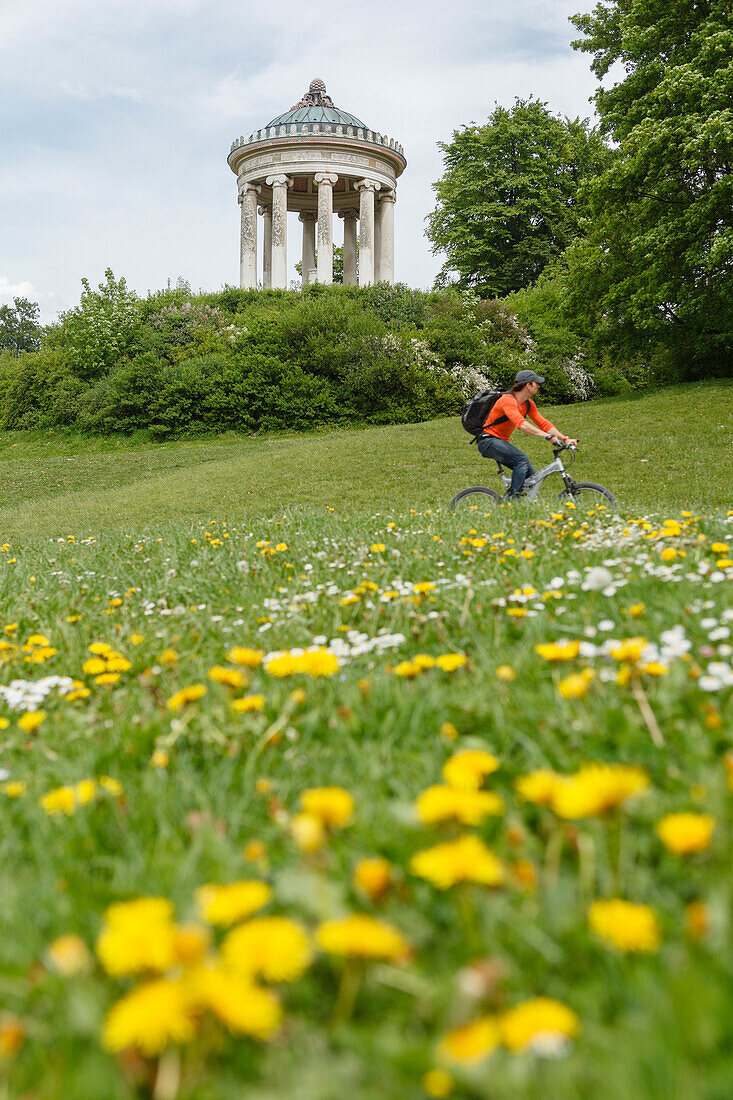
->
xmin=74 ymin=779 xmax=97 ymax=806
xmin=208 ymin=665 xmax=246 ymax=689
xmin=167 ymin=684 xmax=207 ymax=711
xmin=195 ymin=881 xmax=272 ymax=926
xmin=500 ymin=998 xmax=580 ymax=1052
xmin=412 ymin=654 xmax=436 ymax=670
xmin=534 ymin=640 xmax=580 ymax=662
xmin=150 ymin=749 xmax=170 ymax=768
xmin=232 ymin=693 xmax=265 ymax=713
xmin=410 ymin=834 xmax=505 ymax=889
xmin=46 ymin=934 xmax=91 ymax=975
xmin=40 ymin=786 xmax=76 ymax=816
xmin=656 ymin=813 xmax=714 ymax=854
xmin=609 ymin=637 xmax=648 ymax=663
xmin=629 ymin=603 xmax=645 ymax=617
xmin=422 ymin=1068 xmax=455 ymax=1097
xmin=394 ymin=660 xmax=421 ymax=678
xmin=96 ymin=898 xmax=177 ymax=976
xmin=660 ymin=546 xmax=677 ymax=562
xmin=88 ymin=642 xmax=112 ymax=656
xmin=550 ymin=764 xmax=649 ymax=819
xmin=2 ymin=781 xmax=26 ymax=798
xmin=435 ymin=653 xmax=468 ymax=672
xmin=300 ymin=786 xmax=354 ymax=828
xmin=711 ymin=542 xmax=729 ymax=554
xmin=415 ymin=785 xmax=504 ymax=826
xmin=265 ymin=648 xmax=339 ymax=678
xmin=353 ymin=857 xmax=392 ymax=901
xmin=558 ymin=669 xmax=595 ymax=699
xmin=188 ymin=965 xmax=281 ymax=1039
xmin=102 ymin=978 xmax=196 ymax=1055
xmin=442 ymin=749 xmax=500 ymax=790
xmin=588 ymin=899 xmax=660 ymax=952
xmin=290 ymin=812 xmax=326 ymax=852
xmin=222 ymin=917 xmax=312 ymax=982
xmin=316 ymin=915 xmax=409 ymax=960
xmin=440 ymin=721 xmax=459 ymax=741
xmin=159 ymin=648 xmax=178 ymax=665
xmin=82 ymin=657 xmax=107 ymax=676
xmin=129 ymin=634 xmax=144 ymax=645
xmin=437 ymin=1016 xmax=501 ymax=1065
xmin=370 ymin=543 xmax=386 ymax=552
xmin=105 ymin=656 xmax=131 ymax=673
xmin=18 ymin=711 xmax=45 ymax=733
xmin=243 ymin=839 xmax=267 ymax=861
xmin=94 ymin=672 xmax=120 ymax=685
xmin=514 ymin=769 xmax=558 ymax=806
xmin=98 ymin=776 xmax=123 ymax=797
xmin=495 ymin=664 xmax=515 ymax=681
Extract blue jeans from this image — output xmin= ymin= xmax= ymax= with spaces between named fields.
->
xmin=477 ymin=435 xmax=535 ymax=499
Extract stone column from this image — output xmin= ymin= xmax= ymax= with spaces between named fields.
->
xmin=314 ymin=172 xmax=338 ymax=284
xmin=238 ymin=183 xmax=259 ymax=289
xmin=379 ymin=191 xmax=396 ymax=284
xmin=259 ymin=205 xmax=272 ymax=289
xmin=266 ymin=174 xmax=291 ymax=289
xmin=374 ymin=201 xmax=383 ymax=283
xmin=339 ymin=209 xmax=358 ymax=285
xmin=355 ymin=179 xmax=380 ymax=286
xmin=299 ymin=212 xmax=317 ymax=286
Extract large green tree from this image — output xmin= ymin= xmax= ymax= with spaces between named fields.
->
xmin=569 ymin=0 xmax=733 ymax=370
xmin=426 ymin=98 xmax=610 ymax=297
xmin=0 ymin=297 xmax=41 ymax=355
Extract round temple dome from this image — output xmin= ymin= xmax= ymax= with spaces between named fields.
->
xmin=266 ymin=78 xmax=367 ymax=129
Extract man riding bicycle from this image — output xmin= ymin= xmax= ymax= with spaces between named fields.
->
xmin=478 ymin=370 xmax=577 ymax=501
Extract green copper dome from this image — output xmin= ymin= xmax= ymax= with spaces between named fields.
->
xmin=266 ymin=79 xmax=367 ymax=130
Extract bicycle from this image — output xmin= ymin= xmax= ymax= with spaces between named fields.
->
xmin=449 ymin=441 xmax=618 ymax=511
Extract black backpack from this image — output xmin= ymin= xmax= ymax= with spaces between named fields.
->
xmin=461 ymin=390 xmax=530 ymax=444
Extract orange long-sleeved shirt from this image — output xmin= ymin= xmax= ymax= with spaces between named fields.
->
xmin=482 ymin=394 xmax=555 ymax=442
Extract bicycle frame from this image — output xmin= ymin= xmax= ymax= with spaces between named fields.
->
xmin=498 ymin=451 xmax=574 ymax=501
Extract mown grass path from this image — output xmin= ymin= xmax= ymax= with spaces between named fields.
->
xmin=0 ymin=380 xmax=730 ymax=540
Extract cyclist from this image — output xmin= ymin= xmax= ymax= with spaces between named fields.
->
xmin=478 ymin=370 xmax=577 ymax=501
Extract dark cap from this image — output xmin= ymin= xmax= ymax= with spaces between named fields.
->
xmin=514 ymin=369 xmax=545 ymax=385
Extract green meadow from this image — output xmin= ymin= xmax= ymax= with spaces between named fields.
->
xmin=0 ymin=382 xmax=731 ymax=1099
xmin=0 ymin=379 xmax=730 ymax=541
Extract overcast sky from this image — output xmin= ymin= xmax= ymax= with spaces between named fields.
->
xmin=1 ymin=0 xmax=600 ymax=322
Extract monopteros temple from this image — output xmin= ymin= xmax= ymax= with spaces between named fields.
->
xmin=227 ymin=78 xmax=406 ymax=289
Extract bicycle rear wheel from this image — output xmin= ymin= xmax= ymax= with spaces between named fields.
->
xmin=450 ymin=486 xmax=502 ymax=512
xmin=558 ymin=481 xmax=618 ymax=508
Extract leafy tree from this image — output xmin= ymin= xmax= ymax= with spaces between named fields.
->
xmin=426 ymin=98 xmax=611 ymax=296
xmin=569 ymin=0 xmax=733 ymax=372
xmin=0 ymin=297 xmax=41 ymax=355
xmin=54 ymin=269 xmax=142 ymax=380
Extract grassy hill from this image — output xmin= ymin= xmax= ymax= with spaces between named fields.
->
xmin=0 ymin=380 xmax=730 ymax=541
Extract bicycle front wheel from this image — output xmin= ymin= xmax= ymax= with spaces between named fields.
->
xmin=558 ymin=481 xmax=618 ymax=508
xmin=450 ymin=486 xmax=502 ymax=512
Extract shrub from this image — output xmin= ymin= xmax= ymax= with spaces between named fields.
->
xmin=0 ymin=349 xmax=86 ymax=429
xmin=53 ymin=269 xmax=144 ymax=380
